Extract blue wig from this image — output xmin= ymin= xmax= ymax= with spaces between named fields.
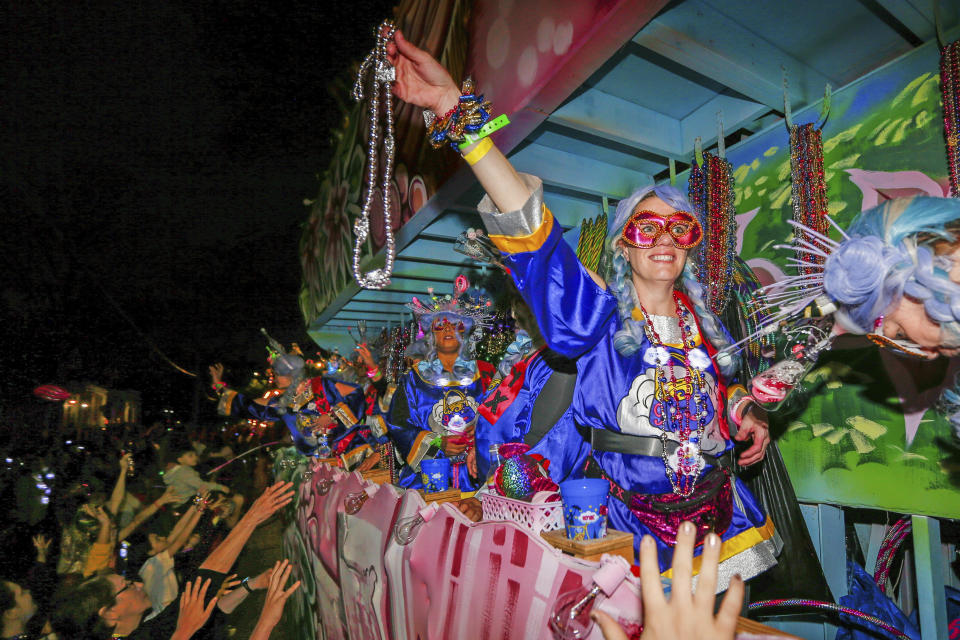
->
xmin=824 ymin=196 xmax=960 ymax=337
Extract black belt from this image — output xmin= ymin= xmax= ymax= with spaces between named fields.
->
xmin=577 ymin=425 xmax=733 ymax=470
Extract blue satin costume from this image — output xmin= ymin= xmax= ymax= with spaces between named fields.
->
xmin=476 ymin=175 xmax=779 ymax=584
xmin=219 ymin=376 xmax=373 ymax=463
xmin=387 ymin=359 xmax=495 ymax=491
xmin=475 ymin=345 xmax=588 ymax=484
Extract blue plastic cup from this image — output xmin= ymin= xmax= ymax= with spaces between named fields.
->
xmin=420 ymin=458 xmax=451 ymax=493
xmin=559 ymin=479 xmax=609 ymax=540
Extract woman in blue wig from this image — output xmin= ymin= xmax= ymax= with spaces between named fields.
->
xmin=387 ymin=276 xmax=497 ymax=491
xmin=386 ymin=32 xmax=776 ymax=587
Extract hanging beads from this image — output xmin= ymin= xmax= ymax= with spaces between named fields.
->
xmin=789 ymin=123 xmax=829 ymax=275
xmin=636 ymin=293 xmax=710 ymax=497
xmin=351 ymin=20 xmax=398 ymax=290
xmin=690 ymin=152 xmax=737 ymax=315
xmin=941 ymin=39 xmax=960 ymax=198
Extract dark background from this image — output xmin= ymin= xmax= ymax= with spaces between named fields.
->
xmin=3 ymin=0 xmax=395 ymax=425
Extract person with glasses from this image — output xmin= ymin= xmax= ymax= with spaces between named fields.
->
xmin=387 ymin=277 xmax=497 ymax=491
xmin=385 ymin=31 xmax=777 ymax=588
xmin=49 ymin=481 xmax=294 ymax=639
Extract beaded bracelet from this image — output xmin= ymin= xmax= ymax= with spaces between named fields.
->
xmin=425 ymin=78 xmax=493 ymax=150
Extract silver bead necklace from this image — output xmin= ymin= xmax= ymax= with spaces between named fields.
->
xmin=350 ymin=20 xmax=398 ymax=290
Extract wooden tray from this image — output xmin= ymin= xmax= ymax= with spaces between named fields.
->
xmin=735 ymin=617 xmax=801 ymax=638
xmin=541 ymin=528 xmax=635 ymax=564
xmin=361 ymin=468 xmax=392 ymax=484
xmin=417 ymin=488 xmax=462 ymax=504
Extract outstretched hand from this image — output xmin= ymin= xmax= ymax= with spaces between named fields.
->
xmin=593 ymin=523 xmax=742 ymax=640
xmin=209 ymin=363 xmax=225 ymax=385
xmin=256 ymin=559 xmax=302 ymax=631
xmin=385 ymin=29 xmax=460 ymax=114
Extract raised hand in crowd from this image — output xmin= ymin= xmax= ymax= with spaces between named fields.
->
xmin=592 ymin=522 xmax=742 ymax=640
xmin=32 ymin=533 xmax=51 ymax=563
xmin=170 ymin=577 xmax=218 ymax=640
xmin=199 ymin=481 xmax=294 ymax=575
xmin=250 ymin=559 xmax=301 ymax=640
xmin=209 ymin=363 xmax=225 ymax=386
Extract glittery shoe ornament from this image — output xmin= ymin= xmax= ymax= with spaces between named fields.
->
xmin=493 ymin=443 xmax=559 ymax=501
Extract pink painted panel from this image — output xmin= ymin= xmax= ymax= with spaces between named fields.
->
xmin=339 ymin=483 xmax=403 ymax=640
xmin=383 ymin=489 xmax=428 ymax=640
xmin=403 ymin=503 xmax=608 ymax=639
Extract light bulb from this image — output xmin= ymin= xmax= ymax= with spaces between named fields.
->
xmin=393 ymin=514 xmax=424 ymax=546
xmin=344 ymin=490 xmax=369 ymax=515
xmin=548 ymin=585 xmax=601 ymax=639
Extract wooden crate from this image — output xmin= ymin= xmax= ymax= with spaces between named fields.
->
xmin=417 ymin=488 xmax=462 ymax=504
xmin=541 ymin=528 xmax=635 ymax=564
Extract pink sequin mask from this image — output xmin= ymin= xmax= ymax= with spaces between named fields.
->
xmin=621 ymin=210 xmax=703 ymax=250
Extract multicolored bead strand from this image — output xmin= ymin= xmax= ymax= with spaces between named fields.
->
xmin=747 ymin=600 xmax=911 ymax=640
xmin=637 ymin=293 xmax=710 ymax=497
xmin=941 ymin=39 xmax=960 ymax=197
xmin=690 ymin=151 xmax=737 ymax=316
xmin=789 ymin=123 xmax=829 ymax=275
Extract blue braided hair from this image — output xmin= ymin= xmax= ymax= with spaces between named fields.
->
xmin=604 ymin=184 xmax=740 ymax=378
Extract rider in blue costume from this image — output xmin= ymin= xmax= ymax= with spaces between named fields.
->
xmin=386 ymin=32 xmax=779 ymax=588
xmin=387 ymin=278 xmax=496 ymax=491
xmin=210 ymin=336 xmax=371 ymax=466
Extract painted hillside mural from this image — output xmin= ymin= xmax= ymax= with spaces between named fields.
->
xmin=708 ymin=41 xmax=960 ymax=517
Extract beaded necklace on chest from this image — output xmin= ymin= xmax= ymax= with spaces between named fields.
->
xmin=636 ymin=292 xmax=711 ymax=497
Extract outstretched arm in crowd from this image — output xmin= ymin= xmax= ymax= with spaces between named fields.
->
xmin=592 ymin=522 xmax=743 ymax=640
xmin=118 ymin=487 xmax=180 ymax=541
xmin=107 ymin=453 xmax=133 ymax=517
xmin=198 ymin=481 xmax=294 ymax=574
xmin=249 ymin=559 xmax=301 ymax=640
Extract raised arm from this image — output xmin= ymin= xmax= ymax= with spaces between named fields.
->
xmin=107 ymin=453 xmax=132 ymax=517
xmin=198 ymin=481 xmax=294 ymax=574
xmin=387 ymin=30 xmax=530 ymax=214
xmin=388 ymin=31 xmax=615 ymax=356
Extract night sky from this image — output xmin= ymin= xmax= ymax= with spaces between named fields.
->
xmin=3 ymin=0 xmax=395 ymax=423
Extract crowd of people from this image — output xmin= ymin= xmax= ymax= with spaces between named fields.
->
xmin=0 ymin=420 xmax=305 ymax=640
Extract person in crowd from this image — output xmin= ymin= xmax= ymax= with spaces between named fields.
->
xmin=0 ymin=580 xmax=38 ymax=639
xmin=386 ymin=30 xmax=775 ymax=587
xmin=162 ymin=442 xmax=243 ymax=522
xmin=49 ymin=480 xmax=294 ymax=639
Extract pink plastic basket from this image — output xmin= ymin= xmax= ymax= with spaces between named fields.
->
xmin=480 ymin=492 xmax=564 ymax=535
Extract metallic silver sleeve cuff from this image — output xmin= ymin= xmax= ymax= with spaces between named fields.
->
xmin=477 ymin=173 xmax=547 ymax=238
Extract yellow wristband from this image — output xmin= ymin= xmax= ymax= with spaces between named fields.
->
xmin=462 ymin=137 xmax=493 ymax=166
